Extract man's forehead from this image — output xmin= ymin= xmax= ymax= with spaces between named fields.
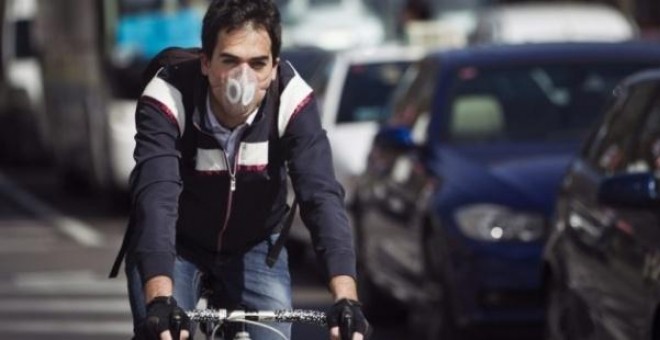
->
xmin=218 ymin=23 xmax=271 ymax=43
xmin=216 ymin=24 xmax=272 ymax=57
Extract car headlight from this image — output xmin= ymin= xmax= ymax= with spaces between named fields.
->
xmin=454 ymin=204 xmax=545 ymax=242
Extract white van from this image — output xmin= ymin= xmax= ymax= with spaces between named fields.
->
xmin=278 ymin=0 xmax=386 ymax=51
xmin=469 ymin=2 xmax=639 ymax=45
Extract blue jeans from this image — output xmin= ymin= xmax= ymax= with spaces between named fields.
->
xmin=127 ymin=234 xmax=292 ymax=339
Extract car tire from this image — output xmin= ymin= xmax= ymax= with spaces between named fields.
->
xmin=544 ymin=273 xmax=566 ymax=340
xmin=58 ymin=89 xmax=113 ymax=196
xmin=352 ymin=198 xmax=407 ymax=324
xmin=544 ymin=273 xmax=592 ymax=340
xmin=357 ymin=267 xmax=407 ymax=324
xmin=409 ymin=221 xmax=463 ymax=340
xmin=408 ymin=283 xmax=462 ymax=340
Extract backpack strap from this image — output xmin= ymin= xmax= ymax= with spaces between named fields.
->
xmin=110 ymin=48 xmax=200 ymax=278
xmin=265 ymin=61 xmax=313 ymax=267
xmin=109 ymin=218 xmax=133 ymax=277
xmin=141 ymin=47 xmax=200 ymax=90
xmin=266 ymin=197 xmax=298 ymax=267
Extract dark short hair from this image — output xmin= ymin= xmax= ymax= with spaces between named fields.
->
xmin=202 ymin=0 xmax=282 ymax=60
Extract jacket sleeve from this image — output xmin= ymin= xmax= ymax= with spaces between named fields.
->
xmin=282 ymin=93 xmax=357 ymax=280
xmin=128 ymin=78 xmax=184 ymax=284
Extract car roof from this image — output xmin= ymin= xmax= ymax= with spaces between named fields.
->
xmin=427 ymin=41 xmax=660 ymax=68
xmin=333 ymin=44 xmax=427 ymax=64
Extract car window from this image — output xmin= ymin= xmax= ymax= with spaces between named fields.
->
xmin=577 ymin=89 xmax=621 ymax=159
xmin=390 ymin=58 xmax=439 ymax=127
xmin=588 ymin=82 xmax=657 ymax=174
xmin=336 ymin=61 xmax=413 ymax=124
xmin=625 ymin=89 xmax=660 ymax=174
xmin=443 ymin=63 xmax=656 ymax=144
xmin=450 ymin=94 xmax=504 ymax=141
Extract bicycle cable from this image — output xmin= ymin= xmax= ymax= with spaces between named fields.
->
xmin=227 ymin=318 xmax=288 ymax=340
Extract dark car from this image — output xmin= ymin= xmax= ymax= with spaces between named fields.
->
xmin=543 ymin=68 xmax=660 ymax=340
xmin=352 ymin=42 xmax=660 ymax=339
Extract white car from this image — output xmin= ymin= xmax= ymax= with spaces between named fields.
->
xmin=311 ymin=45 xmax=426 ymax=201
xmin=284 ymin=45 xmax=426 ymax=252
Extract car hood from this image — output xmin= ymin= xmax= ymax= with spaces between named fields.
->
xmin=431 ymin=143 xmax=577 ymax=213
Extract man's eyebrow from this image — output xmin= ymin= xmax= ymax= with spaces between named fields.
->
xmin=219 ymin=53 xmax=270 ymax=62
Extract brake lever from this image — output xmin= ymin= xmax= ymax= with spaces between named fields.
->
xmin=170 ymin=310 xmax=182 ymax=340
xmin=339 ymin=306 xmax=353 ymax=340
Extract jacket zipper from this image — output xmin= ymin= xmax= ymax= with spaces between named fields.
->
xmin=216 ymin=140 xmax=240 ymax=253
xmin=193 ymin=116 xmax=241 ymax=254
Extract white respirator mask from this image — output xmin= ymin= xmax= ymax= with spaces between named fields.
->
xmin=221 ymin=65 xmax=259 ymax=117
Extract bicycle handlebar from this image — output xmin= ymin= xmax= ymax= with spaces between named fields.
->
xmin=187 ymin=309 xmax=327 ymax=327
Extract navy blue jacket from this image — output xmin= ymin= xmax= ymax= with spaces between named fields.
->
xmin=128 ymin=58 xmax=355 ymax=283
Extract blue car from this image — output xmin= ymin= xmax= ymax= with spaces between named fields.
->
xmin=352 ymin=42 xmax=660 ymax=339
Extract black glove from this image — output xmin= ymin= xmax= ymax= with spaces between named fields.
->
xmin=327 ymin=298 xmax=372 ymax=340
xmin=137 ymin=296 xmax=191 ymax=340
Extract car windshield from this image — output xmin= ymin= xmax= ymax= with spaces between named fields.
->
xmin=337 ymin=61 xmax=412 ymax=124
xmin=280 ymin=48 xmax=333 ymax=84
xmin=445 ymin=63 xmax=654 ymax=144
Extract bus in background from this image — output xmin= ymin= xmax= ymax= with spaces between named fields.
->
xmin=35 ymin=0 xmax=208 ymax=194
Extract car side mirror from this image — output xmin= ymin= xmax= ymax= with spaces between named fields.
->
xmin=598 ymin=172 xmax=660 ymax=208
xmin=374 ymin=126 xmax=417 ymax=150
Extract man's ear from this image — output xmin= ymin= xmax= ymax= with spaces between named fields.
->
xmin=200 ymin=53 xmax=210 ymax=76
xmin=271 ymin=57 xmax=280 ymax=81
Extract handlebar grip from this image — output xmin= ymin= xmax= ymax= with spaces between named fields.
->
xmin=339 ymin=306 xmax=353 ymax=340
xmin=170 ymin=311 xmax=182 ymax=340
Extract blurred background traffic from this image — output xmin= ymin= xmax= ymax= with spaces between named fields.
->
xmin=1 ymin=0 xmax=660 ymax=339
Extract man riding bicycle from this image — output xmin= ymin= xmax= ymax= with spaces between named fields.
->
xmin=109 ymin=0 xmax=370 ymax=339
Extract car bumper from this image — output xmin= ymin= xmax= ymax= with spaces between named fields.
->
xmin=447 ymin=241 xmax=545 ymax=326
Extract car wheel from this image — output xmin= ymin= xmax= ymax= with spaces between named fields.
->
xmin=408 ymin=285 xmax=462 ymax=340
xmin=352 ymin=198 xmax=407 ymax=324
xmin=544 ymin=275 xmax=565 ymax=340
xmin=409 ymin=221 xmax=463 ymax=340
xmin=544 ymin=274 xmax=592 ymax=340
xmin=357 ymin=267 xmax=407 ymax=323
xmin=59 ymin=90 xmax=112 ymax=196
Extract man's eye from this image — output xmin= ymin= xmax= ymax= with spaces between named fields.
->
xmin=250 ymin=62 xmax=267 ymax=70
